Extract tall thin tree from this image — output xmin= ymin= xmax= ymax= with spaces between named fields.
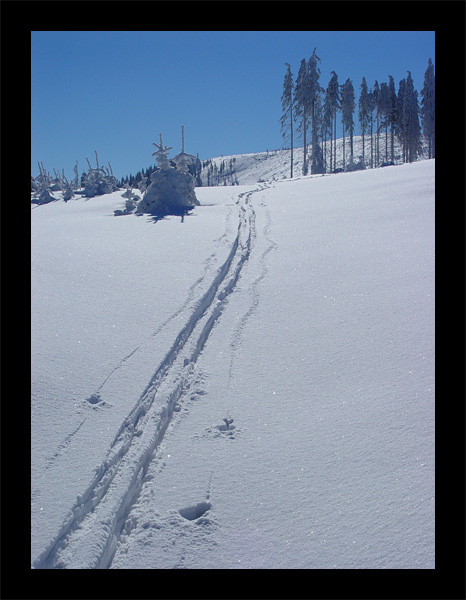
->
xmin=325 ymin=71 xmax=340 ymax=172
xmin=280 ymin=63 xmax=295 ymax=178
xmin=420 ymin=58 xmax=435 ymax=159
xmin=387 ymin=76 xmax=397 ymax=163
xmin=358 ymin=77 xmax=370 ymax=167
xmin=404 ymin=71 xmax=421 ymax=163
xmin=295 ymin=59 xmax=311 ymax=175
xmin=341 ymin=78 xmax=355 ymax=169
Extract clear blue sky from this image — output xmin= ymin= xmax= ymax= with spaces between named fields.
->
xmin=31 ymin=31 xmax=435 ymax=181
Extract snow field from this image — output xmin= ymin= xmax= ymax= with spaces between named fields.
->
xmin=32 ymin=160 xmax=434 ymax=568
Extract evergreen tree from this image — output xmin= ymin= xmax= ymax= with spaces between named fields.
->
xmin=396 ymin=78 xmax=408 ymax=162
xmin=367 ymin=87 xmax=375 ymax=168
xmin=152 ymin=133 xmax=172 ymax=171
xmin=308 ymin=49 xmax=325 ymax=174
xmin=322 ymin=90 xmax=333 ymax=172
xmin=373 ymin=81 xmax=380 ymax=166
xmin=420 ymin=58 xmax=435 ymax=159
xmin=341 ymin=78 xmax=355 ymax=169
xmin=280 ymin=62 xmax=295 ymax=178
xmin=324 ymin=71 xmax=340 ymax=172
xmin=404 ymin=72 xmax=421 ymax=163
xmin=358 ymin=77 xmax=370 ymax=166
xmin=295 ymin=58 xmax=311 ymax=175
xmin=379 ymin=82 xmax=391 ymax=162
xmin=387 ymin=76 xmax=397 ymax=163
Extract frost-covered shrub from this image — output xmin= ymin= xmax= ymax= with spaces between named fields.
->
xmin=84 ymin=152 xmax=119 ymax=197
xmin=136 ymin=168 xmax=199 ymax=215
xmin=135 ymin=133 xmax=199 ymax=216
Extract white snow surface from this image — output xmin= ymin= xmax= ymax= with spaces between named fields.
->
xmin=31 ymin=159 xmax=435 ymax=569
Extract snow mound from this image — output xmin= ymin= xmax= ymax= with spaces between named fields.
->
xmin=136 ymin=169 xmax=199 ymax=216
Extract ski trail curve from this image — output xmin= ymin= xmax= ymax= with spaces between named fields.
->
xmin=33 ymin=186 xmax=261 ymax=570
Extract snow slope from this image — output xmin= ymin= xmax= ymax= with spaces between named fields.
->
xmin=200 ymin=134 xmax=430 ymax=186
xmin=31 ymin=159 xmax=435 ymax=569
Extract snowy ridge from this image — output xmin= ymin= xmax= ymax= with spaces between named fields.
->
xmin=33 ymin=184 xmax=266 ymax=569
xmin=199 ymin=134 xmax=429 ymax=186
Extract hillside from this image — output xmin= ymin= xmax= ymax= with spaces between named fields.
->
xmin=31 ymin=158 xmax=435 ymax=569
xmin=198 ymin=134 xmax=430 ymax=186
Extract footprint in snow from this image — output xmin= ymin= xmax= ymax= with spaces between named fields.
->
xmin=84 ymin=393 xmax=112 ymax=409
xmin=194 ymin=417 xmax=240 ymax=440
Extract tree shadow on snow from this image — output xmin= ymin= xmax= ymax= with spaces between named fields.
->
xmin=140 ymin=206 xmax=197 ymax=224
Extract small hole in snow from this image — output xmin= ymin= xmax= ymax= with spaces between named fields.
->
xmin=178 ymin=501 xmax=211 ymax=521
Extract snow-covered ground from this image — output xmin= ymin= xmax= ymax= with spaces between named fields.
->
xmin=31 ymin=158 xmax=435 ymax=569
xmin=199 ymin=133 xmax=430 ymax=186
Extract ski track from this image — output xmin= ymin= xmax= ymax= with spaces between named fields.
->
xmin=33 ymin=184 xmax=268 ymax=570
xmin=228 ymin=196 xmax=278 ymax=385
xmin=91 ymin=202 xmax=237 ymax=396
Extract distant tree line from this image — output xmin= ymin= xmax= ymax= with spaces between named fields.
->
xmin=120 ymin=156 xmax=204 ymax=189
xmin=280 ymin=52 xmax=435 ymax=177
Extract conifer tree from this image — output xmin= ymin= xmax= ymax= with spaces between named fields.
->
xmin=387 ymin=76 xmax=397 ymax=163
xmin=396 ymin=78 xmax=407 ymax=162
xmin=358 ymin=77 xmax=370 ymax=166
xmin=324 ymin=71 xmax=340 ymax=172
xmin=341 ymin=78 xmax=355 ymax=169
xmin=404 ymin=71 xmax=421 ymax=163
xmin=152 ymin=134 xmax=173 ymax=171
xmin=367 ymin=87 xmax=375 ymax=168
xmin=308 ymin=49 xmax=324 ymax=174
xmin=420 ymin=58 xmax=435 ymax=159
xmin=294 ymin=58 xmax=311 ymax=175
xmin=379 ymin=82 xmax=391 ymax=162
xmin=280 ymin=63 xmax=295 ymax=178
xmin=373 ymin=81 xmax=380 ymax=166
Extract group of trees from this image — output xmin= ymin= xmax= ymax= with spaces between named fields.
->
xmin=121 ymin=154 xmax=204 ymax=189
xmin=202 ymin=157 xmax=239 ymax=186
xmin=280 ymin=52 xmax=435 ymax=177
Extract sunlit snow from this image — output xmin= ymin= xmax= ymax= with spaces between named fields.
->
xmin=31 ymin=156 xmax=434 ymax=569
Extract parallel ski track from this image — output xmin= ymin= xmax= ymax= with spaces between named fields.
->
xmin=33 ymin=185 xmax=264 ymax=570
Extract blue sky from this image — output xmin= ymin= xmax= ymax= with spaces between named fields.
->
xmin=31 ymin=31 xmax=435 ymax=181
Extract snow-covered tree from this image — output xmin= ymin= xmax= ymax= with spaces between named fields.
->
xmin=341 ymin=78 xmax=355 ymax=169
xmin=373 ymin=80 xmax=381 ymax=165
xmin=420 ymin=58 xmax=435 ymax=159
xmin=308 ymin=49 xmax=324 ymax=174
xmin=378 ymin=82 xmax=391 ymax=163
xmin=294 ymin=58 xmax=311 ymax=175
xmin=358 ymin=77 xmax=370 ymax=167
xmin=280 ymin=62 xmax=295 ymax=178
xmin=152 ymin=133 xmax=173 ymax=171
xmin=137 ymin=132 xmax=199 ymax=215
xmin=324 ymin=71 xmax=340 ymax=172
xmin=403 ymin=72 xmax=421 ymax=163
xmin=387 ymin=76 xmax=397 ymax=163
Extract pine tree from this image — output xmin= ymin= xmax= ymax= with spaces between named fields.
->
xmin=379 ymin=82 xmax=391 ymax=162
xmin=404 ymin=72 xmax=421 ymax=163
xmin=295 ymin=58 xmax=311 ymax=175
xmin=420 ymin=58 xmax=435 ymax=159
xmin=322 ymin=91 xmax=333 ymax=172
xmin=358 ymin=77 xmax=370 ymax=167
xmin=324 ymin=71 xmax=340 ymax=172
xmin=308 ymin=49 xmax=324 ymax=174
xmin=396 ymin=78 xmax=408 ymax=162
xmin=341 ymin=78 xmax=355 ymax=169
xmin=280 ymin=63 xmax=295 ymax=178
xmin=366 ymin=87 xmax=375 ymax=168
xmin=387 ymin=76 xmax=397 ymax=163
xmin=152 ymin=133 xmax=172 ymax=171
xmin=373 ymin=81 xmax=380 ymax=166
